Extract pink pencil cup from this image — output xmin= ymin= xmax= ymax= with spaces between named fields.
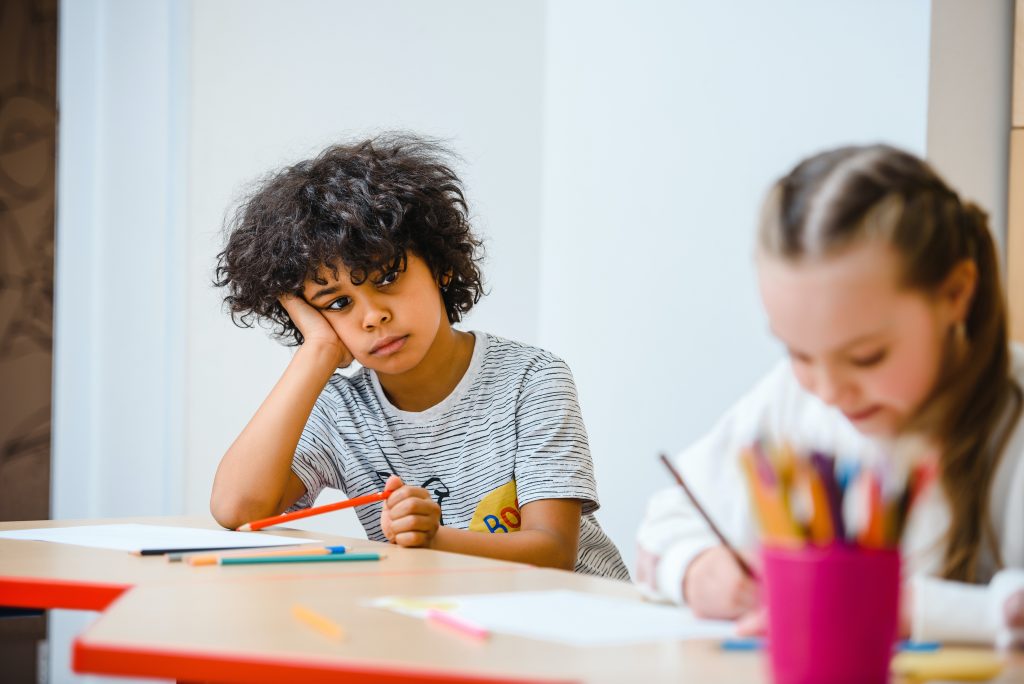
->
xmin=761 ymin=545 xmax=900 ymax=684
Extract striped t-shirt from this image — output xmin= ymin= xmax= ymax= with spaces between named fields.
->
xmin=290 ymin=331 xmax=629 ymax=580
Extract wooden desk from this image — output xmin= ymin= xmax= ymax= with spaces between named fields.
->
xmin=74 ymin=568 xmax=764 ymax=684
xmin=70 ymin=569 xmax=1024 ymax=684
xmin=0 ymin=516 xmax=522 ymax=611
xmin=4 ymin=518 xmax=1022 ymax=683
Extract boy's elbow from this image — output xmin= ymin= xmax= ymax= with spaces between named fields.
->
xmin=209 ymin=497 xmax=242 ymax=530
xmin=209 ymin=491 xmax=258 ymax=531
xmin=548 ymin=540 xmax=578 ymax=571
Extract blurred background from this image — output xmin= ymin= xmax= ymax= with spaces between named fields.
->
xmin=1 ymin=1 xmax=1015 ymax=681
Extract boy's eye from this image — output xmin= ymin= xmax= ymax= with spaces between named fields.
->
xmin=324 ymin=296 xmax=352 ymax=311
xmin=850 ymin=349 xmax=887 ymax=368
xmin=375 ymin=270 xmax=400 ymax=287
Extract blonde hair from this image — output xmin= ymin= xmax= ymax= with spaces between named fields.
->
xmin=759 ymin=144 xmax=1022 ymax=582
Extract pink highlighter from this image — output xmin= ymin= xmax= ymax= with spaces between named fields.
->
xmin=425 ymin=608 xmax=490 ymax=640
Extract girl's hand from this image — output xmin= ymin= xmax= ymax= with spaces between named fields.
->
xmin=380 ymin=475 xmax=441 ymax=547
xmin=683 ymin=545 xmax=760 ymax=620
xmin=735 ymin=606 xmax=766 ymax=636
xmin=1005 ymin=589 xmax=1024 ymax=649
xmin=278 ymin=294 xmax=353 ymax=368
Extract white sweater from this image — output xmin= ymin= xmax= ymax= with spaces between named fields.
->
xmin=637 ymin=344 xmax=1024 ymax=645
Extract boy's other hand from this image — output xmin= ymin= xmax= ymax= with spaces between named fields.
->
xmin=278 ymin=294 xmax=353 ymax=368
xmin=380 ymin=474 xmax=441 ymax=548
xmin=683 ymin=545 xmax=760 ymax=620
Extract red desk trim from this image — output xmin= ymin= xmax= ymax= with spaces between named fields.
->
xmin=0 ymin=576 xmax=128 ymax=611
xmin=73 ymin=639 xmax=577 ymax=684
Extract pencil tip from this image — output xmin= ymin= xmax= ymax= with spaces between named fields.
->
xmin=237 ymin=524 xmax=251 ymax=532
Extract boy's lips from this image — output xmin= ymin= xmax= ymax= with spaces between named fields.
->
xmin=369 ymin=334 xmax=408 ymax=356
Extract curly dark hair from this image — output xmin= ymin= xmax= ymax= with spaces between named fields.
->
xmin=214 ymin=133 xmax=485 ymax=345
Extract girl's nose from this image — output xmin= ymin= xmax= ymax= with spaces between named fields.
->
xmin=813 ymin=364 xmax=848 ymax=407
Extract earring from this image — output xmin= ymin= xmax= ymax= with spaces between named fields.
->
xmin=955 ymin=320 xmax=968 ymax=346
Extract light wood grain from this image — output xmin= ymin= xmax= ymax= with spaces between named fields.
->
xmin=1009 ymin=130 xmax=1024 ymax=343
xmin=0 ymin=516 xmax=523 ymax=590
xmin=1015 ymin=0 xmax=1024 ymax=127
xmin=76 ymin=569 xmax=764 ymax=684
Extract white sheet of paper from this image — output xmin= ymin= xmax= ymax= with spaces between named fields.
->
xmin=0 ymin=524 xmax=318 ymax=553
xmin=370 ymin=590 xmax=735 ymax=646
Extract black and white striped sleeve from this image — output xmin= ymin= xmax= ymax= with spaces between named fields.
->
xmin=513 ymin=356 xmax=599 ymax=513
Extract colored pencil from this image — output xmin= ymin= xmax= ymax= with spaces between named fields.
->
xmin=237 ymin=491 xmax=390 ymax=531
xmin=740 ymin=448 xmax=804 ymax=547
xmin=187 ymin=545 xmax=347 ymax=566
xmin=292 ymin=603 xmax=345 ymax=641
xmin=426 ymin=609 xmax=490 ymax=640
xmin=659 ymin=453 xmax=759 ymax=580
xmin=218 ymin=553 xmax=383 ymax=565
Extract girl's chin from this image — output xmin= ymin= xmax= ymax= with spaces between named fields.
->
xmin=849 ymin=413 xmax=902 ymax=438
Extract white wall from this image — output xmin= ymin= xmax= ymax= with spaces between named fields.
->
xmin=57 ymin=0 xmax=1016 ymax=648
xmin=927 ymin=0 xmax=1014 ymax=253
xmin=183 ymin=0 xmax=546 ymax=532
xmin=53 ymin=1 xmax=1014 ymax=679
xmin=540 ymin=0 xmax=933 ymax=566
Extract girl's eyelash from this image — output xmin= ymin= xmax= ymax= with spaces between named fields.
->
xmin=851 ymin=350 xmax=887 ymax=367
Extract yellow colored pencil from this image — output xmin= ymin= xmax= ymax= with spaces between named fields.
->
xmin=291 ymin=603 xmax=345 ymax=641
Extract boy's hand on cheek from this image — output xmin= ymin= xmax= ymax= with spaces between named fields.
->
xmin=683 ymin=545 xmax=760 ymax=620
xmin=380 ymin=475 xmax=441 ymax=548
xmin=278 ymin=294 xmax=353 ymax=368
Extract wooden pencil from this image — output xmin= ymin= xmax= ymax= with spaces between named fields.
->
xmin=659 ymin=452 xmax=759 ymax=581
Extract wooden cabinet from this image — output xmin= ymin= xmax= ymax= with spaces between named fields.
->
xmin=1011 ymin=0 xmax=1024 ymax=342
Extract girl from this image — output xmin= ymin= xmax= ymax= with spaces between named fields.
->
xmin=638 ymin=145 xmax=1024 ymax=644
xmin=210 ymin=134 xmax=628 ymax=580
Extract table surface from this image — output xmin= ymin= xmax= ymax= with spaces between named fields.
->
xmin=2 ymin=517 xmax=1022 ymax=684
xmin=0 ymin=516 xmax=522 ymax=611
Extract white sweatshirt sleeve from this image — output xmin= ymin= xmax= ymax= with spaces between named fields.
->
xmin=911 ymin=569 xmax=1024 ymax=645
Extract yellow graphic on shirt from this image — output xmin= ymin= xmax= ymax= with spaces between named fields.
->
xmin=468 ymin=480 xmax=522 ymax=534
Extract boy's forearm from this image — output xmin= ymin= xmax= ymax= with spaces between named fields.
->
xmin=210 ymin=343 xmax=341 ymax=526
xmin=428 ymin=526 xmax=578 ymax=571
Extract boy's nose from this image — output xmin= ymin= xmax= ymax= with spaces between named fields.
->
xmin=362 ymin=305 xmax=391 ymax=330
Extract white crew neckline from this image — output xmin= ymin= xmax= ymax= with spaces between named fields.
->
xmin=368 ymin=330 xmax=486 ymax=424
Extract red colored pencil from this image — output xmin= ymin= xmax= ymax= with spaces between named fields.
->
xmin=236 ymin=491 xmax=390 ymax=531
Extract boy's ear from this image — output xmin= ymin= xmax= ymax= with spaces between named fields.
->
xmin=440 ymin=270 xmax=453 ymax=288
xmin=939 ymin=258 xmax=978 ymax=325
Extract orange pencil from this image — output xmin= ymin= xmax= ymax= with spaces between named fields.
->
xmin=237 ymin=491 xmax=390 ymax=531
xmin=739 ymin=448 xmax=804 ymax=547
xmin=859 ymin=473 xmax=886 ymax=548
xmin=803 ymin=462 xmax=835 ymax=545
